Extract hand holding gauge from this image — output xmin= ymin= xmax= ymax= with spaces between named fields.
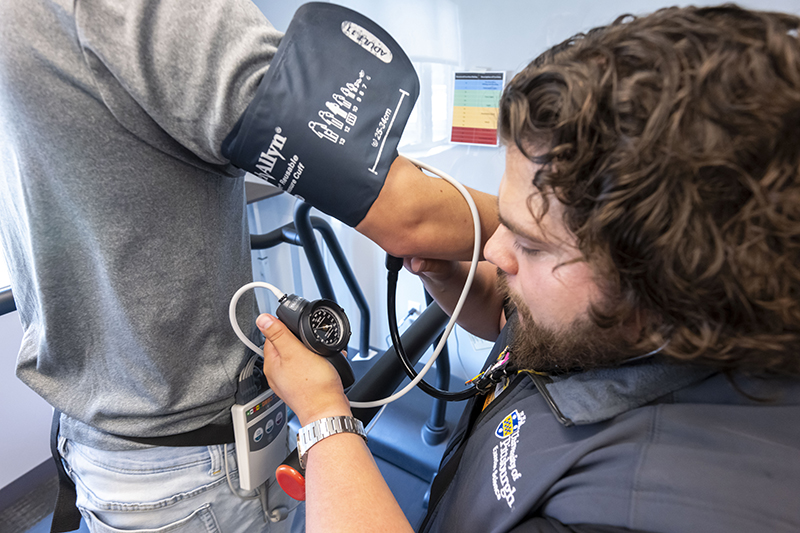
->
xmin=228 ymin=283 xmax=356 ymax=389
xmin=275 ymin=294 xmax=355 ymax=389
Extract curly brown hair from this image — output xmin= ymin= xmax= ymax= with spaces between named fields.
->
xmin=499 ymin=4 xmax=800 ymax=375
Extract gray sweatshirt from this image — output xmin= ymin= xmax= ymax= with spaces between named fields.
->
xmin=0 ymin=0 xmax=282 ymax=449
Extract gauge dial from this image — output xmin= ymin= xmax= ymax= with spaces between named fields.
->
xmin=278 ymin=295 xmax=351 ymax=356
xmin=310 ymin=306 xmax=342 ymax=346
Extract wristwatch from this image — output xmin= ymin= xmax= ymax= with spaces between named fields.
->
xmin=297 ymin=415 xmax=367 ymax=470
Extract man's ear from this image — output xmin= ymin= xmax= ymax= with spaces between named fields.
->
xmin=621 ymin=307 xmax=647 ymax=344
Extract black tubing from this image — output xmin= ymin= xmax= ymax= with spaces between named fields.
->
xmin=348 ymin=301 xmax=452 ymax=421
xmin=385 ymin=257 xmax=478 ymax=402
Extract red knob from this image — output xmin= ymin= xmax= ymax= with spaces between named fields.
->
xmin=276 ymin=464 xmax=306 ymax=501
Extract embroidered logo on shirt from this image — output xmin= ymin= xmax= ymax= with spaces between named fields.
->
xmin=495 ymin=409 xmax=522 ymax=438
xmin=491 ymin=409 xmax=526 ymax=509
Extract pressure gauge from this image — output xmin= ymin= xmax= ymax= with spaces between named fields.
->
xmin=275 ymin=294 xmax=354 ymax=389
xmin=276 ymin=294 xmax=351 ymax=357
xmin=309 ymin=306 xmax=344 ymax=348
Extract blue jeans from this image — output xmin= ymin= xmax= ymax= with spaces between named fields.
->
xmin=58 ymin=436 xmax=305 ymax=533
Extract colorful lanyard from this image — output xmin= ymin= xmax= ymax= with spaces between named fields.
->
xmin=465 ymin=347 xmax=514 ymax=410
xmin=468 ymin=346 xmax=550 ymax=411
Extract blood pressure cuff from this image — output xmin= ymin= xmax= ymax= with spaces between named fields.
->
xmin=222 ymin=3 xmax=420 ymax=227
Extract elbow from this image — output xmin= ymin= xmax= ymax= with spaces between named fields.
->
xmin=356 ymin=206 xmax=433 ymax=258
xmin=373 ymin=218 xmax=430 ymax=258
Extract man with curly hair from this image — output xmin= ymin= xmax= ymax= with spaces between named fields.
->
xmin=257 ymin=5 xmax=800 ymax=532
xmin=0 ymin=1 xmax=498 ymax=532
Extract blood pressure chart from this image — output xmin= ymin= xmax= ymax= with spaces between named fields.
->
xmin=450 ymin=72 xmax=505 ymax=146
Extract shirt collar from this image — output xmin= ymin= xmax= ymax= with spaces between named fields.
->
xmin=530 ymin=361 xmax=716 ymax=426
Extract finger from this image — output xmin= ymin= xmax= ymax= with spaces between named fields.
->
xmin=403 ymin=256 xmax=426 ymax=274
xmin=404 ymin=257 xmax=456 ymax=279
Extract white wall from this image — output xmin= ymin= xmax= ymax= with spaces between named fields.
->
xmin=1 ymin=249 xmax=54 ymax=491
xmin=0 ymin=311 xmax=53 ymax=490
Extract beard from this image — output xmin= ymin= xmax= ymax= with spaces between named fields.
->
xmin=496 ymin=270 xmax=634 ymax=373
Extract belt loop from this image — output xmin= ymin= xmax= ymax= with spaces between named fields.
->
xmin=208 ymin=445 xmax=224 ymax=476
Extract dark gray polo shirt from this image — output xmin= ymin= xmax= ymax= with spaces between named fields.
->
xmin=421 ymin=322 xmax=800 ymax=532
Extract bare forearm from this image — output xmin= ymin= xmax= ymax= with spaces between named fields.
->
xmin=412 ymin=260 xmax=504 ymax=341
xmin=257 ymin=317 xmax=413 ymax=533
xmin=306 ymin=432 xmax=414 ymax=533
xmin=356 ymin=156 xmax=499 ymax=260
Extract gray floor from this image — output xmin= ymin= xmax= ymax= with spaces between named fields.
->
xmin=0 ymin=474 xmax=89 ymax=533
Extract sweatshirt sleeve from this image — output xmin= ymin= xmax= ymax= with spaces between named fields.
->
xmin=74 ymin=0 xmax=282 ymax=167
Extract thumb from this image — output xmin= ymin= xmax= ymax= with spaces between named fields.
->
xmin=255 ymin=314 xmax=304 ymax=356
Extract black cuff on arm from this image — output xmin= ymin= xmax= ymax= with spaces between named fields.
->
xmin=222 ymin=2 xmax=419 ymax=227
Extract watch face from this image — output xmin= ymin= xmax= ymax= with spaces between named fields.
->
xmin=309 ymin=306 xmax=343 ymax=347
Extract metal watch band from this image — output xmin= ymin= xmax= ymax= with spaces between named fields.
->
xmin=297 ymin=415 xmax=367 ymax=470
